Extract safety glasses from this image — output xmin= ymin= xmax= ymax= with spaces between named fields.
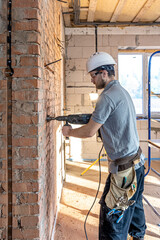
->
xmin=90 ymin=71 xmax=102 ymax=78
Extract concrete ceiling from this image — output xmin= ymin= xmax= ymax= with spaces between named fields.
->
xmin=61 ymin=0 xmax=160 ymax=27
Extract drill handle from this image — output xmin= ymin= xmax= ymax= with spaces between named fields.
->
xmin=64 ymin=121 xmax=71 ymax=140
xmin=64 ymin=121 xmax=70 ymax=126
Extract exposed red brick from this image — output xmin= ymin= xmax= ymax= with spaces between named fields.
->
xmin=12 ymin=137 xmax=38 ymax=147
xmin=12 ymin=182 xmax=38 ymax=193
xmin=12 ymin=228 xmax=39 ymax=239
xmin=12 ymin=115 xmax=38 ymax=125
xmin=12 ymin=217 xmax=18 ymax=228
xmin=22 ymin=170 xmax=38 ymax=181
xmin=12 ymin=79 xmax=40 ymax=89
xmin=13 ymin=21 xmax=40 ymax=32
xmin=0 ymin=126 xmax=6 ymax=135
xmin=12 ymin=45 xmax=28 ymax=55
xmin=13 ymin=67 xmax=41 ymax=78
xmin=13 ymin=0 xmax=39 ymax=8
xmin=13 ymin=204 xmax=39 ymax=216
xmin=26 ymin=32 xmax=41 ymax=44
xmin=21 ymin=216 xmax=38 ymax=227
xmin=24 ymin=8 xmax=40 ymax=20
xmin=0 ymin=170 xmax=6 ymax=181
xmin=12 ymin=89 xmax=39 ymax=101
xmin=28 ymin=44 xmax=40 ymax=55
xmin=12 ymin=159 xmax=38 ymax=170
xmin=0 ymin=194 xmax=7 ymax=204
xmin=19 ymin=147 xmax=38 ymax=159
xmin=0 ymin=34 xmax=6 ymax=44
xmin=20 ymin=56 xmax=40 ymax=66
xmin=2 ymin=205 xmax=7 ymax=217
xmin=0 ymin=103 xmax=6 ymax=111
xmin=0 ymin=58 xmax=6 ymax=67
xmin=13 ymin=193 xmax=38 ymax=204
xmin=0 ymin=228 xmax=6 ymax=239
xmin=0 ymin=151 xmax=6 ymax=160
xmin=0 ymin=218 xmax=6 ymax=227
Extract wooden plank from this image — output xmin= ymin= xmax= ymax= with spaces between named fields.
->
xmin=62 ymin=1 xmax=71 ymax=27
xmin=133 ymin=0 xmax=158 ymax=22
xmin=87 ymin=0 xmax=98 ymax=22
xmin=150 ymin=91 xmax=160 ymax=98
xmin=155 ymin=16 xmax=160 ymax=22
xmin=110 ymin=0 xmax=127 ymax=22
xmin=147 ymin=90 xmax=160 ymax=98
xmin=148 ymin=139 xmax=160 ymax=149
xmin=117 ymin=0 xmax=146 ymax=22
xmin=74 ymin=0 xmax=80 ymax=24
xmin=151 ymin=119 xmax=160 ymax=123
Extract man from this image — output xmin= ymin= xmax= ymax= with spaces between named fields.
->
xmin=62 ymin=52 xmax=146 ymax=240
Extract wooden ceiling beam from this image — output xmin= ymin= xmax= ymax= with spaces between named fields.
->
xmin=87 ymin=0 xmax=98 ymax=22
xmin=110 ymin=0 xmax=127 ymax=22
xmin=61 ymin=1 xmax=71 ymax=27
xmin=133 ymin=0 xmax=157 ymax=22
xmin=74 ymin=0 xmax=80 ymax=24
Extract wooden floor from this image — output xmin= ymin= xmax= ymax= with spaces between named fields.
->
xmin=54 ymin=160 xmax=160 ymax=240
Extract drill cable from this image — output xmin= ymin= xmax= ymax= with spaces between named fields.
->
xmin=84 ymin=144 xmax=104 ymax=240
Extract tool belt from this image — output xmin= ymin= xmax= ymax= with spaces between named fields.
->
xmin=109 ymin=147 xmax=142 ymax=172
xmin=105 ymin=166 xmax=137 ymax=210
xmin=105 ymin=148 xmax=142 ymax=211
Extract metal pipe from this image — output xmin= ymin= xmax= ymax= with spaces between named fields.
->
xmin=6 ymin=0 xmax=14 ymax=76
xmin=44 ymin=59 xmax=62 ymax=67
xmin=73 ymin=21 xmax=160 ymax=27
xmin=151 ymin=167 xmax=160 ymax=177
xmin=6 ymin=1 xmax=13 ymax=239
xmin=57 ymin=0 xmax=67 ymax=3
xmin=95 ymin=26 xmax=98 ymax=94
xmin=95 ymin=26 xmax=98 ymax=52
xmin=143 ymin=195 xmax=160 ymax=219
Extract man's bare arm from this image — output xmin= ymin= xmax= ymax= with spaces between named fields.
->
xmin=62 ymin=119 xmax=102 ymax=138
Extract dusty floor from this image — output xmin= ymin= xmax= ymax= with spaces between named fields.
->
xmin=54 ymin=160 xmax=160 ymax=240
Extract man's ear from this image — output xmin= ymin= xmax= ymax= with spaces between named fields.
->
xmin=102 ymin=69 xmax=108 ymax=78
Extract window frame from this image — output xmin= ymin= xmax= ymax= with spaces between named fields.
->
xmin=118 ymin=52 xmax=160 ymax=118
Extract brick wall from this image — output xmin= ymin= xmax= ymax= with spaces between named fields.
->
xmin=0 ymin=0 xmax=65 ymax=239
xmin=65 ymin=28 xmax=160 ymax=160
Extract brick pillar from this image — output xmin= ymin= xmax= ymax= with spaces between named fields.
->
xmin=11 ymin=0 xmax=40 ymax=239
xmin=0 ymin=0 xmax=64 ymax=239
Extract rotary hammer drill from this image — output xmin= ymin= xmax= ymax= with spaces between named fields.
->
xmin=46 ymin=114 xmax=92 ymax=125
xmin=46 ymin=113 xmax=102 ymax=140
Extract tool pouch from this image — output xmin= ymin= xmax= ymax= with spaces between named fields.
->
xmin=105 ymin=166 xmax=137 ymax=210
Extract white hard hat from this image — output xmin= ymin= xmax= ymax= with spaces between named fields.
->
xmin=86 ymin=52 xmax=116 ymax=73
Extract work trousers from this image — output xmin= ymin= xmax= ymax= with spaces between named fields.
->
xmin=99 ymin=165 xmax=146 ymax=240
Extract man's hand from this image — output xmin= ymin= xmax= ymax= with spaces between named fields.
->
xmin=62 ymin=125 xmax=72 ymax=137
xmin=62 ymin=119 xmax=102 ymax=139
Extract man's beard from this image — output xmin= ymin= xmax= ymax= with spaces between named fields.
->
xmin=96 ymin=78 xmax=106 ymax=89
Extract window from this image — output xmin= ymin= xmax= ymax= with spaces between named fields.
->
xmin=149 ymin=56 xmax=160 ymax=113
xmin=118 ymin=53 xmax=160 ymax=117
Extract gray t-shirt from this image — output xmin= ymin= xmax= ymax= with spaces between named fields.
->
xmin=91 ymin=80 xmax=144 ymax=173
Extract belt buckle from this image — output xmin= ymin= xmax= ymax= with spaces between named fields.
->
xmin=134 ymin=158 xmax=140 ymax=165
